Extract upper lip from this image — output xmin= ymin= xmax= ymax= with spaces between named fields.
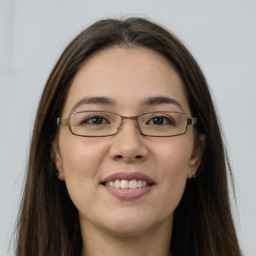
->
xmin=101 ymin=172 xmax=155 ymax=184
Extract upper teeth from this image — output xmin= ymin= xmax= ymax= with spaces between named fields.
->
xmin=106 ymin=179 xmax=147 ymax=189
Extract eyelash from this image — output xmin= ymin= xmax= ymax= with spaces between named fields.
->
xmin=79 ymin=114 xmax=176 ymax=126
xmin=80 ymin=115 xmax=110 ymax=125
xmin=146 ymin=116 xmax=175 ymax=125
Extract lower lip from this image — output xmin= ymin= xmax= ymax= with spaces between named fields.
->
xmin=102 ymin=185 xmax=153 ymax=200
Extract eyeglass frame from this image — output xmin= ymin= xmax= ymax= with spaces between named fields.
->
xmin=57 ymin=110 xmax=197 ymax=138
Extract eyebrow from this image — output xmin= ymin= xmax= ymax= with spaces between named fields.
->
xmin=71 ymin=96 xmax=116 ymax=112
xmin=71 ymin=96 xmax=183 ymax=112
xmin=141 ymin=96 xmax=184 ymax=111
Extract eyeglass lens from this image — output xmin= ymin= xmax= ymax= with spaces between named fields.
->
xmin=69 ymin=111 xmax=189 ymax=137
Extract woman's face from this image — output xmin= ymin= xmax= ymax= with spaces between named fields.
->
xmin=53 ymin=47 xmax=203 ymax=237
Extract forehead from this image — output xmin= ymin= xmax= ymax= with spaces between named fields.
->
xmin=62 ymin=46 xmax=190 ymax=115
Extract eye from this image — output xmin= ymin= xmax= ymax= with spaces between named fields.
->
xmin=81 ymin=115 xmax=110 ymax=125
xmin=146 ymin=115 xmax=175 ymax=125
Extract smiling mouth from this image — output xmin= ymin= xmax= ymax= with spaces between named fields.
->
xmin=100 ymin=173 xmax=155 ymax=199
xmin=101 ymin=179 xmax=154 ymax=189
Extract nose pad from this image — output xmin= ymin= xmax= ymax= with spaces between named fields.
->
xmin=116 ymin=117 xmax=140 ymax=135
xmin=109 ymin=119 xmax=148 ymax=162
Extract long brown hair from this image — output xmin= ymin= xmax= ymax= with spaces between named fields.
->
xmin=16 ymin=17 xmax=242 ymax=256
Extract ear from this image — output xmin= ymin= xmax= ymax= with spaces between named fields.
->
xmin=188 ymin=134 xmax=206 ymax=179
xmin=51 ymin=140 xmax=65 ymax=181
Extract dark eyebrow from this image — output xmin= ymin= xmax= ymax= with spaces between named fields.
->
xmin=71 ymin=96 xmax=116 ymax=112
xmin=141 ymin=96 xmax=184 ymax=111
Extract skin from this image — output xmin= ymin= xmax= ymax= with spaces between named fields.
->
xmin=52 ymin=47 xmax=205 ymax=256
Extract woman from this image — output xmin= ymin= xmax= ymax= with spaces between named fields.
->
xmin=16 ymin=17 xmax=242 ymax=256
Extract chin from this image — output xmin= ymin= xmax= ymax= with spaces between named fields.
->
xmin=99 ymin=210 xmax=165 ymax=237
xmin=105 ymin=222 xmax=152 ymax=237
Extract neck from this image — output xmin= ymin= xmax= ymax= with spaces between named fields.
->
xmin=80 ymin=216 xmax=173 ymax=256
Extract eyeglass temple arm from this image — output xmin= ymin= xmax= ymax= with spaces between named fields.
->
xmin=188 ymin=117 xmax=197 ymax=125
xmin=57 ymin=117 xmax=69 ymax=126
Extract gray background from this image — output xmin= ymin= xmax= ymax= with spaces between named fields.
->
xmin=0 ymin=0 xmax=255 ymax=255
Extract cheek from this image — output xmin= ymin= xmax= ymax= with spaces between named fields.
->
xmin=152 ymin=139 xmax=193 ymax=206
xmin=60 ymin=135 xmax=106 ymax=171
xmin=154 ymin=138 xmax=193 ymax=175
xmin=58 ymin=134 xmax=107 ymax=193
xmin=58 ymin=138 xmax=105 ymax=209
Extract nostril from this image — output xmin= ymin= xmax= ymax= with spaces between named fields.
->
xmin=114 ymin=154 xmax=143 ymax=161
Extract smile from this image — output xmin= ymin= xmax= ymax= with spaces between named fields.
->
xmin=100 ymin=172 xmax=155 ymax=200
xmin=102 ymin=179 xmax=150 ymax=189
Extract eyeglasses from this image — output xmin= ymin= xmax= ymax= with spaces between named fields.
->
xmin=57 ymin=111 xmax=197 ymax=137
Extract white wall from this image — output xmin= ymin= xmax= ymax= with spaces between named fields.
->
xmin=0 ymin=1 xmax=255 ymax=255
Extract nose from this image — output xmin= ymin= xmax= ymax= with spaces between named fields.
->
xmin=109 ymin=119 xmax=149 ymax=162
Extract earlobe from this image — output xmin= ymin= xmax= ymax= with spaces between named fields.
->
xmin=188 ymin=134 xmax=206 ymax=179
xmin=51 ymin=141 xmax=65 ymax=181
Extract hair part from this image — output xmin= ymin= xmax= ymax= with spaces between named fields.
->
xmin=16 ymin=17 xmax=241 ymax=256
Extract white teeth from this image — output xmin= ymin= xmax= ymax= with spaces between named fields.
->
xmin=105 ymin=179 xmax=149 ymax=189
xmin=114 ymin=180 xmax=120 ymax=188
xmin=129 ymin=179 xmax=137 ymax=189
xmin=120 ymin=180 xmax=129 ymax=188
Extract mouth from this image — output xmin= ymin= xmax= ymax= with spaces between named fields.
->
xmin=101 ymin=179 xmax=154 ymax=189
xmin=100 ymin=172 xmax=155 ymax=200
